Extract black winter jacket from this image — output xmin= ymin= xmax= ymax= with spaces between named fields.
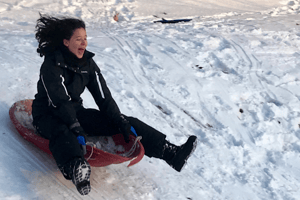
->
xmin=32 ymin=47 xmax=122 ymax=128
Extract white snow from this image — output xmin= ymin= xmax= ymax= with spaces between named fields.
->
xmin=1 ymin=0 xmax=300 ymax=199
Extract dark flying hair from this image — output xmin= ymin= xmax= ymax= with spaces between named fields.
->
xmin=35 ymin=13 xmax=86 ymax=57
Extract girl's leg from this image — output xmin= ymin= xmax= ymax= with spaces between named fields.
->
xmin=124 ymin=116 xmax=197 ymax=172
xmin=76 ymin=109 xmax=197 ymax=172
xmin=34 ymin=115 xmax=84 ymax=169
xmin=34 ymin=115 xmax=91 ymax=195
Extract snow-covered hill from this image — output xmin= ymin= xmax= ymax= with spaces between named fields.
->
xmin=1 ymin=0 xmax=300 ymax=199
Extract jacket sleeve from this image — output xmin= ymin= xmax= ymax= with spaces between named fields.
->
xmin=40 ymin=59 xmax=78 ymax=126
xmin=87 ymin=59 xmax=123 ymax=125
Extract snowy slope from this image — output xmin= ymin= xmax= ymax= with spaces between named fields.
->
xmin=1 ymin=0 xmax=300 ymax=199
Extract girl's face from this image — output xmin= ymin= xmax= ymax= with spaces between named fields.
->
xmin=63 ymin=28 xmax=87 ymax=59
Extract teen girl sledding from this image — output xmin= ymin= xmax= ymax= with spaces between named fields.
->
xmin=31 ymin=14 xmax=197 ymax=195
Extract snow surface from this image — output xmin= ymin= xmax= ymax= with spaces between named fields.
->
xmin=1 ymin=0 xmax=300 ymax=199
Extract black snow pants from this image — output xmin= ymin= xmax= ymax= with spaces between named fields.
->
xmin=33 ymin=108 xmax=166 ymax=167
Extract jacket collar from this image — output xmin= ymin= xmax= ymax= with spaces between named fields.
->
xmin=54 ymin=48 xmax=95 ymax=73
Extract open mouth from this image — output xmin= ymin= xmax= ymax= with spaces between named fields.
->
xmin=78 ymin=48 xmax=85 ymax=54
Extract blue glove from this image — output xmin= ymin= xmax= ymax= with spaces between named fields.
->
xmin=131 ymin=126 xmax=138 ymax=137
xmin=70 ymin=122 xmax=87 ymax=146
xmin=77 ymin=135 xmax=86 ymax=146
xmin=118 ymin=116 xmax=138 ymax=143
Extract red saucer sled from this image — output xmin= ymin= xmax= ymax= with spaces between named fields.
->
xmin=9 ymin=99 xmax=145 ymax=167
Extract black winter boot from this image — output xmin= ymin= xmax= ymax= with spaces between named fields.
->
xmin=59 ymin=157 xmax=91 ymax=195
xmin=72 ymin=158 xmax=91 ymax=195
xmin=162 ymin=136 xmax=197 ymax=172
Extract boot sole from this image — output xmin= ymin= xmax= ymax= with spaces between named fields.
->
xmin=72 ymin=160 xmax=91 ymax=195
xmin=76 ymin=180 xmax=91 ymax=195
